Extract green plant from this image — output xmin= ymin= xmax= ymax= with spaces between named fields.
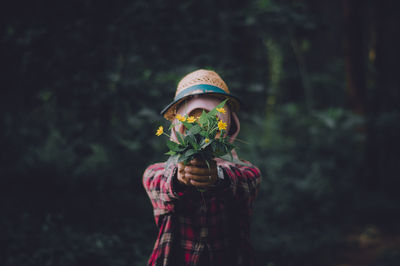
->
xmin=155 ymin=99 xmax=240 ymax=167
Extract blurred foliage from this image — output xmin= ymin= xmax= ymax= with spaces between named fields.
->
xmin=372 ymin=250 xmax=400 ymax=266
xmin=1 ymin=0 xmax=399 ymax=265
xmin=247 ymin=105 xmax=365 ymax=264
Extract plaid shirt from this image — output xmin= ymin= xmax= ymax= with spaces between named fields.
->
xmin=143 ymin=158 xmax=261 ymax=266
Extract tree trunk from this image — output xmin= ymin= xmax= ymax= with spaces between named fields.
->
xmin=343 ymin=0 xmax=366 ymax=115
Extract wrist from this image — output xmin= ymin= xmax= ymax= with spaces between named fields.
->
xmin=174 ymin=174 xmax=188 ymax=189
xmin=172 ymin=171 xmax=187 ymax=193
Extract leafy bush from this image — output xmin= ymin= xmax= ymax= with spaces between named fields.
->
xmin=240 ymin=104 xmax=365 ymax=265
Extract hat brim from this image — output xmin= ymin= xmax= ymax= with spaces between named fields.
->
xmin=161 ymin=92 xmax=241 ymax=120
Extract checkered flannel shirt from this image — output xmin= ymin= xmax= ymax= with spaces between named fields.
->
xmin=143 ymin=158 xmax=261 ymax=266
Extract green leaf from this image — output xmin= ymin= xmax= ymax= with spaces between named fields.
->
xmin=166 ymin=140 xmax=180 ymax=152
xmin=200 ymin=131 xmax=208 ymax=137
xmin=198 ymin=110 xmax=208 ymax=126
xmin=213 ymin=141 xmax=227 ymax=157
xmin=165 ymin=150 xmax=176 ymax=156
xmin=184 ymin=149 xmax=198 ymax=158
xmin=208 ymin=99 xmax=228 ymax=117
xmin=185 ymin=134 xmax=200 ymax=150
xmin=177 ymin=154 xmax=184 ymax=163
xmin=188 ymin=124 xmax=201 ymax=135
xmin=178 ymin=149 xmax=198 ymax=164
xmin=181 ymin=120 xmax=193 ymax=130
xmin=176 ymin=131 xmax=185 ymax=145
xmin=211 ymin=141 xmax=217 ymax=152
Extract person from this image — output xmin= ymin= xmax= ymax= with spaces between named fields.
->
xmin=143 ymin=69 xmax=261 ymax=266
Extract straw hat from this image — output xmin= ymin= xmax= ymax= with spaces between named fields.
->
xmin=161 ymin=69 xmax=240 ymax=120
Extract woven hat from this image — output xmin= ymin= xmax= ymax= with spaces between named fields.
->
xmin=161 ymin=69 xmax=240 ymax=120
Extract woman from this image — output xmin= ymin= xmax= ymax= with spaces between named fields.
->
xmin=143 ymin=69 xmax=261 ymax=265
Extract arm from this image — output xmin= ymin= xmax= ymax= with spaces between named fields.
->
xmin=143 ymin=163 xmax=189 ymax=224
xmin=219 ymin=160 xmax=261 ymax=265
xmin=218 ymin=160 xmax=262 ymax=211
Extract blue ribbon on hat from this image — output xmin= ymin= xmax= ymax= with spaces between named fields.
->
xmin=174 ymin=84 xmax=229 ymax=101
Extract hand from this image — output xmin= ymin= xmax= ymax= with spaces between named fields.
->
xmin=177 ymin=158 xmax=218 ymax=188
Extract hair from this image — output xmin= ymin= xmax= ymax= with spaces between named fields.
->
xmin=227 ymin=113 xmax=238 ymax=138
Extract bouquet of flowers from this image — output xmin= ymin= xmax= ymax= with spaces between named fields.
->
xmin=156 ymin=99 xmax=242 ymax=168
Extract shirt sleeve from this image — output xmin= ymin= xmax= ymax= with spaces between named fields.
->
xmin=142 ymin=163 xmax=190 ymax=224
xmin=218 ymin=160 xmax=262 ymax=212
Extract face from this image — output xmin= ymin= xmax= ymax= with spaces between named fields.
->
xmin=171 ymin=95 xmax=232 ymax=140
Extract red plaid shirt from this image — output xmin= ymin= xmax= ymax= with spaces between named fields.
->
xmin=143 ymin=158 xmax=261 ymax=266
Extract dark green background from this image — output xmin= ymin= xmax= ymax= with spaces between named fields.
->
xmin=1 ymin=0 xmax=400 ymax=265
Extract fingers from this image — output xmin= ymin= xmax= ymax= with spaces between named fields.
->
xmin=185 ymin=173 xmax=212 ymax=183
xmin=188 ymin=158 xmax=216 ymax=167
xmin=187 ymin=173 xmax=217 ymax=187
xmin=184 ymin=165 xmax=217 ymax=176
xmin=178 ymin=162 xmax=185 ymax=172
xmin=177 ymin=163 xmax=190 ymax=185
xmin=177 ymin=173 xmax=190 ymax=186
xmin=188 ymin=159 xmax=206 ymax=167
xmin=177 ymin=160 xmax=218 ymax=188
xmin=186 ymin=158 xmax=216 ymax=175
xmin=190 ymin=179 xmax=212 ymax=188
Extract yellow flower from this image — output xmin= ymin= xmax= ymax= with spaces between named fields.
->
xmin=155 ymin=126 xmax=164 ymax=136
xmin=216 ymin=107 xmax=226 ymax=114
xmin=176 ymin=114 xmax=186 ymax=122
xmin=205 ymin=138 xmax=210 ymax=143
xmin=218 ymin=120 xmax=227 ymax=131
xmin=187 ymin=116 xmax=196 ymax=123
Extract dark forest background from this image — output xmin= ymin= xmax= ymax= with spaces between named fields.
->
xmin=1 ymin=0 xmax=400 ymax=265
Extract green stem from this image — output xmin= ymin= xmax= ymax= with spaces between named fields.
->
xmin=204 ymin=158 xmax=210 ymax=171
xmin=232 ymin=137 xmax=249 ymax=144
